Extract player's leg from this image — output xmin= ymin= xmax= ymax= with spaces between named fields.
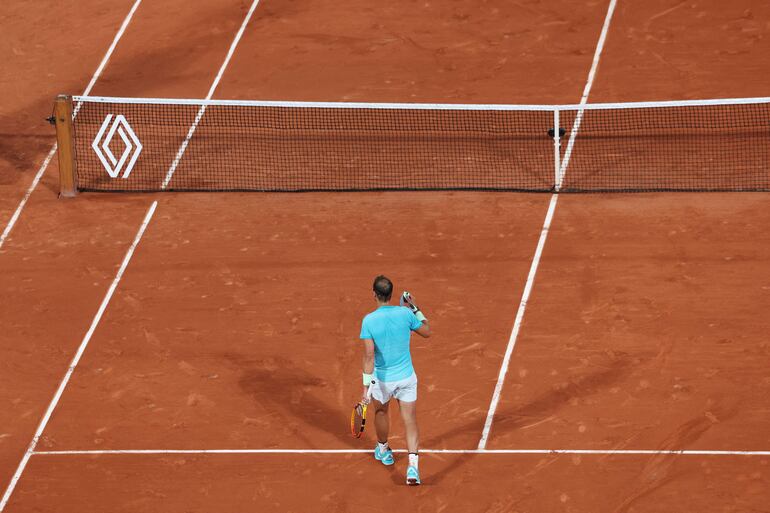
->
xmin=395 ymin=373 xmax=420 ymax=485
xmin=372 ymin=399 xmax=390 ymax=445
xmin=371 ymin=384 xmax=394 ymax=466
xmin=398 ymin=400 xmax=419 ymax=454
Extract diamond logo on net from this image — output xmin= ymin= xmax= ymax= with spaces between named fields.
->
xmin=92 ymin=114 xmax=143 ymax=179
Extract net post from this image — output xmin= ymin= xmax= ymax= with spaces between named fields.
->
xmin=553 ymin=108 xmax=561 ymax=191
xmin=53 ymin=95 xmax=77 ymax=197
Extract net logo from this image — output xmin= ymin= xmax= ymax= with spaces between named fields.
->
xmin=92 ymin=114 xmax=143 ymax=179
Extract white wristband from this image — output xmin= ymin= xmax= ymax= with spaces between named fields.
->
xmin=363 ymin=373 xmax=374 ymax=386
xmin=415 ymin=311 xmax=427 ymax=323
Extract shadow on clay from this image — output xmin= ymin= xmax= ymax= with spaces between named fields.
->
xmin=223 ymin=351 xmax=361 ymax=448
xmin=424 ymin=353 xmax=634 ymax=447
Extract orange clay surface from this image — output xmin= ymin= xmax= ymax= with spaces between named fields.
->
xmin=1 ymin=0 xmax=770 ymax=511
xmin=488 ymin=193 xmax=770 ymax=452
xmin=36 ymin=192 xmax=549 ymax=451
xmin=0 ymin=0 xmax=264 ymax=492
xmin=0 ymin=0 xmax=135 ymax=217
xmin=10 ymin=453 xmax=770 ymax=513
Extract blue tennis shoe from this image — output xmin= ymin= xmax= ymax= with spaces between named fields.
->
xmin=406 ymin=465 xmax=421 ymax=485
xmin=374 ymin=445 xmax=394 ymax=466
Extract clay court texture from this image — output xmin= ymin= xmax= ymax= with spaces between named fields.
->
xmin=1 ymin=0 xmax=770 ymax=511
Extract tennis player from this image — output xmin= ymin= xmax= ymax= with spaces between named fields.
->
xmin=360 ymin=275 xmax=431 ymax=485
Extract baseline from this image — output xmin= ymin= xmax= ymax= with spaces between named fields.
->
xmin=12 ymin=448 xmax=767 ymax=512
xmin=31 ymin=448 xmax=770 ymax=457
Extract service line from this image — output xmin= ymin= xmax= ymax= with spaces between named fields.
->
xmin=477 ymin=0 xmax=618 ymax=449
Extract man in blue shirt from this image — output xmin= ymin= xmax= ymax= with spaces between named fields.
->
xmin=360 ymin=275 xmax=431 ymax=485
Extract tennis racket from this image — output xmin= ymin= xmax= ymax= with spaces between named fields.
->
xmin=350 ymin=381 xmax=375 ymax=438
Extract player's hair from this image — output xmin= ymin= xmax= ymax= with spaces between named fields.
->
xmin=373 ymin=275 xmax=393 ymax=302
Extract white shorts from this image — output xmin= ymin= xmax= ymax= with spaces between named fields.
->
xmin=371 ymin=373 xmax=418 ymax=403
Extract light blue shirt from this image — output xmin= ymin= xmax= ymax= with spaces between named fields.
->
xmin=360 ymin=305 xmax=422 ymax=382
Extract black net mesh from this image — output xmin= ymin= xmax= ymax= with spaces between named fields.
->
xmin=73 ymin=100 xmax=554 ymax=192
xmin=559 ymin=102 xmax=770 ymax=192
xmin=70 ymin=97 xmax=770 ymax=193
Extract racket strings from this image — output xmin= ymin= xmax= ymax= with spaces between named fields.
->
xmin=350 ymin=402 xmax=368 ymax=438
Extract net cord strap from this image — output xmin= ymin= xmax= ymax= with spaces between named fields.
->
xmin=553 ymin=109 xmax=561 ymax=189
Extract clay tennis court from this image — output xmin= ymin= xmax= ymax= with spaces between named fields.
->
xmin=1 ymin=0 xmax=769 ymax=511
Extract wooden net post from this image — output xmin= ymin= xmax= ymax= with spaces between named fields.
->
xmin=53 ymin=95 xmax=77 ymax=197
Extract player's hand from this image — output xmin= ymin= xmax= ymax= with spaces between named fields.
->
xmin=400 ymin=291 xmax=420 ymax=313
xmin=361 ymin=386 xmax=371 ymax=405
xmin=401 ymin=291 xmax=427 ymax=322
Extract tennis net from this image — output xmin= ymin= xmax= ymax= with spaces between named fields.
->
xmin=52 ymin=95 xmax=770 ymax=194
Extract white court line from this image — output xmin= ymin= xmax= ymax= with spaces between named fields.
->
xmin=477 ymin=194 xmax=558 ymax=449
xmin=1 ymin=4 xmax=264 ymax=508
xmin=74 ymin=94 xmax=770 ymax=110
xmin=0 ymin=146 xmax=58 ymax=250
xmin=31 ymin=448 xmax=770 ymax=457
xmin=477 ymin=0 xmax=618 ymax=449
xmin=0 ymin=202 xmax=157 ymax=512
xmin=0 ymin=0 xmax=143 ymax=251
xmin=161 ymin=0 xmax=262 ymax=189
xmin=557 ymin=0 xmax=618 ymax=189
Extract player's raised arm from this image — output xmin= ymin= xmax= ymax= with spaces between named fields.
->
xmin=401 ymin=291 xmax=431 ymax=338
xmin=414 ymin=320 xmax=431 ymax=338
